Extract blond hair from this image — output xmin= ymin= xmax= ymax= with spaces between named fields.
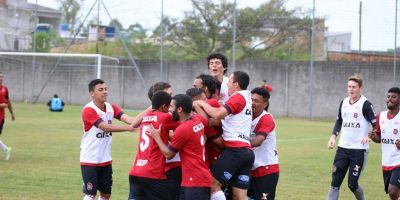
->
xmin=348 ymin=74 xmax=363 ymax=87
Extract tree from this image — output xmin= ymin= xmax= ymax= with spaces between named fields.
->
xmin=60 ymin=0 xmax=83 ymax=34
xmin=161 ymin=0 xmax=319 ymax=60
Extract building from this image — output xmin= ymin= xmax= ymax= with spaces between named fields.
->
xmin=325 ymin=32 xmax=351 ymax=52
xmin=0 ymin=0 xmax=62 ymax=51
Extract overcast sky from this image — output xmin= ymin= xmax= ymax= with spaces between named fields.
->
xmin=28 ymin=0 xmax=396 ymax=51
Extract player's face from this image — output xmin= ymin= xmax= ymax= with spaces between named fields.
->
xmin=347 ymin=80 xmax=361 ymax=99
xmin=164 ymin=87 xmax=173 ymax=96
xmin=208 ymin=58 xmax=225 ymax=77
xmin=387 ymin=92 xmax=400 ymax=110
xmin=169 ymin=100 xmax=179 ymax=121
xmin=193 ymin=78 xmax=203 ymax=89
xmin=193 ymin=92 xmax=207 ymax=101
xmin=227 ymin=74 xmax=238 ymax=96
xmin=252 ymin=93 xmax=267 ymax=115
xmin=91 ymin=83 xmax=108 ymax=102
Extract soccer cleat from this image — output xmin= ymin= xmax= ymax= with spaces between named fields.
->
xmin=5 ymin=147 xmax=11 ymax=160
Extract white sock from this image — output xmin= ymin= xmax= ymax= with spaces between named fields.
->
xmin=0 ymin=140 xmax=7 ymax=152
xmin=211 ymin=190 xmax=226 ymax=200
xmin=83 ymin=195 xmax=96 ymax=200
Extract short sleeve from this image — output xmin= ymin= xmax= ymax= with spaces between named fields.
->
xmin=254 ymin=114 xmax=275 ymax=137
xmin=82 ymin=107 xmax=103 ymax=131
xmin=375 ymin=112 xmax=381 ymax=136
xmin=207 ymin=99 xmax=221 ymax=108
xmin=111 ymin=103 xmax=123 ymax=120
xmin=4 ymin=86 xmax=9 ymax=100
xmin=169 ymin=126 xmax=188 ymax=152
xmin=224 ymin=93 xmax=246 ymax=115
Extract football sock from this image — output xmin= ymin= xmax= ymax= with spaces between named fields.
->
xmin=327 ymin=186 xmax=339 ymax=200
xmin=211 ymin=190 xmax=226 ymax=200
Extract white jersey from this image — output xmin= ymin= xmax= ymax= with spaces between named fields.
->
xmin=251 ymin=111 xmax=279 ymax=170
xmin=379 ymin=111 xmax=400 ymax=170
xmin=80 ymin=101 xmax=115 ymax=165
xmin=220 ymin=76 xmax=229 ymax=103
xmin=222 ymin=90 xmax=252 ymax=148
xmin=338 ymin=95 xmax=370 ymax=149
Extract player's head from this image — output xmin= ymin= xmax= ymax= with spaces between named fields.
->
xmin=53 ymin=94 xmax=58 ymax=98
xmin=148 ymin=82 xmax=172 ymax=101
xmin=193 ymin=74 xmax=218 ymax=99
xmin=347 ymin=74 xmax=363 ymax=99
xmin=152 ymin=90 xmax=172 ymax=112
xmin=88 ymin=79 xmax=107 ymax=102
xmin=387 ymin=87 xmax=400 ymax=110
xmin=251 ymin=87 xmax=271 ymax=113
xmin=228 ymin=71 xmax=249 ymax=96
xmin=207 ymin=53 xmax=228 ymax=77
xmin=170 ymin=94 xmax=193 ymax=121
xmin=186 ymin=87 xmax=207 ymax=101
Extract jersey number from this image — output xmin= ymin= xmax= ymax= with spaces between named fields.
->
xmin=139 ymin=125 xmax=150 ymax=152
xmin=200 ymin=135 xmax=206 ymax=162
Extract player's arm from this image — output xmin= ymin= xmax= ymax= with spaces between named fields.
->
xmin=361 ymin=100 xmax=376 ymax=145
xmin=250 ymin=134 xmax=266 ymax=147
xmin=328 ymin=101 xmax=343 ymax=149
xmin=369 ymin=113 xmax=381 ymax=143
xmin=6 ymin=100 xmax=14 ymax=121
xmin=83 ymin=107 xmax=134 ymax=133
xmin=196 ymin=100 xmax=228 ymax=120
xmin=148 ymin=124 xmax=177 ymax=159
xmin=120 ymin=106 xmax=152 ymax=127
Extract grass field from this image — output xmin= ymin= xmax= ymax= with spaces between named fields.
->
xmin=0 ymin=103 xmax=387 ymax=199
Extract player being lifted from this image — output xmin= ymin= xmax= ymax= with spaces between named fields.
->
xmin=326 ymin=74 xmax=376 ymax=200
xmin=369 ymin=87 xmax=400 ymax=200
xmin=195 ymin=71 xmax=254 ymax=200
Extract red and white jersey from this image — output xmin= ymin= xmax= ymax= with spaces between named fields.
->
xmin=376 ymin=111 xmax=400 ymax=171
xmin=169 ymin=114 xmax=212 ymax=187
xmin=338 ymin=95 xmax=370 ymax=149
xmin=80 ymin=101 xmax=122 ymax=166
xmin=0 ymin=85 xmax=9 ymax=120
xmin=220 ymin=76 xmax=229 ymax=103
xmin=250 ymin=111 xmax=279 ymax=177
xmin=130 ymin=111 xmax=179 ymax=179
xmin=221 ymin=90 xmax=252 ymax=148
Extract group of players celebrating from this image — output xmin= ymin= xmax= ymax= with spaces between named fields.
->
xmin=79 ymin=52 xmax=400 ymax=200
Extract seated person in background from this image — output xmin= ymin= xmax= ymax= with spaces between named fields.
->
xmin=47 ymin=94 xmax=65 ymax=112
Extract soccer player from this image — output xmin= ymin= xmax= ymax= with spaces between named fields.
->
xmin=186 ymin=87 xmax=207 ymax=101
xmin=80 ymin=79 xmax=139 ymax=200
xmin=0 ymin=72 xmax=15 ymax=161
xmin=149 ymin=94 xmax=212 ymax=199
xmin=193 ymin=74 xmax=221 ymax=100
xmin=326 ymin=74 xmax=376 ymax=200
xmin=248 ymin=87 xmax=279 ymax=200
xmin=128 ymin=91 xmax=179 ymax=200
xmin=369 ymin=87 xmax=400 ymax=200
xmin=47 ymin=94 xmax=65 ymax=112
xmin=196 ymin=71 xmax=254 ymax=200
xmin=147 ymin=82 xmax=181 ymax=200
xmin=207 ymin=53 xmax=229 ymax=102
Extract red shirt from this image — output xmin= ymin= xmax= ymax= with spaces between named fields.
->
xmin=205 ymin=98 xmax=223 ymax=166
xmin=169 ymin=114 xmax=212 ymax=187
xmin=0 ymin=85 xmax=9 ymax=120
xmin=129 ymin=111 xmax=179 ymax=179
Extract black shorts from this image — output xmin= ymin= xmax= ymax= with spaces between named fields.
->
xmin=211 ymin=147 xmax=255 ymax=189
xmin=248 ymin=173 xmax=279 ymax=200
xmin=180 ymin=187 xmax=210 ymax=200
xmin=166 ymin=167 xmax=182 ymax=200
xmin=128 ymin=175 xmax=172 ymax=200
xmin=81 ymin=165 xmax=113 ymax=195
xmin=383 ymin=168 xmax=400 ymax=193
xmin=0 ymin=119 xmax=5 ymax=134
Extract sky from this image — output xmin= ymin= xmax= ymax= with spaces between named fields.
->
xmin=27 ymin=0 xmax=397 ymax=51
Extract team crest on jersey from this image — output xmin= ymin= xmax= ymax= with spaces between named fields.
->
xmin=86 ymin=182 xmax=93 ymax=191
xmin=394 ymin=129 xmax=398 ymax=134
xmin=353 ymin=113 xmax=358 ymax=118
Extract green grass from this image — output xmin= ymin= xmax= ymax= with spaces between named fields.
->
xmin=0 ymin=103 xmax=387 ymax=199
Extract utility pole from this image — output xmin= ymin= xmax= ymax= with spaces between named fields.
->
xmin=31 ymin=0 xmax=38 ymax=102
xmin=160 ymin=0 xmax=164 ymax=80
xmin=232 ymin=0 xmax=237 ymax=73
xmin=96 ymin=0 xmax=100 ymax=54
xmin=359 ymin=0 xmax=362 ymax=52
xmin=309 ymin=0 xmax=315 ymax=120
xmin=395 ymin=0 xmax=398 ymax=86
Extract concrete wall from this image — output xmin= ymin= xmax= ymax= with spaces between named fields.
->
xmin=0 ymin=57 xmax=396 ymax=118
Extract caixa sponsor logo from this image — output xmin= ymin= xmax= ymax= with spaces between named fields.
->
xmin=96 ymin=132 xmax=112 ymax=138
xmin=193 ymin=123 xmax=204 ymax=132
